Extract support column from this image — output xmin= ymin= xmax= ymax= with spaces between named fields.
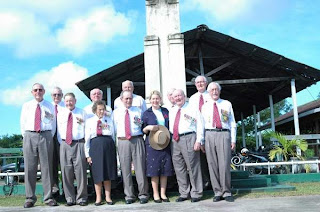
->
xmin=257 ymin=112 xmax=262 ymax=147
xmin=269 ymin=95 xmax=275 ymax=131
xmin=241 ymin=112 xmax=246 ymax=148
xmin=291 ymin=79 xmax=300 ymax=135
xmin=145 ymin=0 xmax=186 ymax=104
xmin=106 ymin=86 xmax=111 ymax=107
xmin=253 ymin=105 xmax=258 ymax=150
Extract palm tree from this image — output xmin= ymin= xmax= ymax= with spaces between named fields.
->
xmin=269 ymin=132 xmax=308 ymax=162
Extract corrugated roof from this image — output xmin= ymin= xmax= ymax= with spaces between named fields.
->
xmin=76 ymin=25 xmax=320 ymax=120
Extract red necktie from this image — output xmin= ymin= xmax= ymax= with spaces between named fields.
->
xmin=125 ymin=109 xmax=131 ymax=140
xmin=66 ymin=112 xmax=73 ymax=145
xmin=97 ymin=120 xmax=102 ymax=136
xmin=173 ymin=108 xmax=181 ymax=141
xmin=199 ymin=94 xmax=204 ymax=112
xmin=34 ymin=104 xmax=41 ymax=132
xmin=213 ymin=102 xmax=222 ymax=129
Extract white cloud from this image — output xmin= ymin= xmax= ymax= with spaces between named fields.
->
xmin=57 ymin=5 xmax=132 ymax=56
xmin=0 ymin=62 xmax=89 ymax=106
xmin=0 ymin=0 xmax=134 ymax=58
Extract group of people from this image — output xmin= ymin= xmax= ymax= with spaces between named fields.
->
xmin=20 ymin=77 xmax=236 ymax=208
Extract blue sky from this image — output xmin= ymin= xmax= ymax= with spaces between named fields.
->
xmin=0 ymin=0 xmax=319 ymax=136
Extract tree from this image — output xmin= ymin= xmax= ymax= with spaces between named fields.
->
xmin=236 ymin=99 xmax=292 ymax=151
xmin=0 ymin=134 xmax=23 ymax=148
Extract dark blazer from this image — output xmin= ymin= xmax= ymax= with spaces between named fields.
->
xmin=142 ymin=106 xmax=169 ymax=136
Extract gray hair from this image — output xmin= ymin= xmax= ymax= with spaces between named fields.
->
xmin=207 ymin=82 xmax=222 ymax=92
xmin=90 ymin=88 xmax=103 ymax=96
xmin=92 ymin=100 xmax=106 ymax=114
xmin=195 ymin=75 xmax=207 ymax=84
xmin=52 ymin=86 xmax=62 ymax=93
xmin=120 ymin=90 xmax=133 ymax=99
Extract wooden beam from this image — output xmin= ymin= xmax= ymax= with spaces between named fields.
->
xmin=185 ymin=68 xmax=199 ymax=77
xmin=205 ymin=58 xmax=240 ymax=77
xmin=216 ymin=77 xmax=291 ymax=85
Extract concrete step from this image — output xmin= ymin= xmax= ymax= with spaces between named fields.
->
xmin=232 ymin=184 xmax=296 ymax=193
xmin=231 ymin=170 xmax=250 ymax=179
xmin=232 ymin=176 xmax=272 ymax=188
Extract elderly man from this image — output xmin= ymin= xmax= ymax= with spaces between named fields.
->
xmin=57 ymin=93 xmax=88 ymax=206
xmin=114 ymin=80 xmax=147 ymax=113
xmin=113 ymin=90 xmax=149 ymax=204
xmin=188 ymin=76 xmax=211 ymax=189
xmin=201 ymin=82 xmax=236 ymax=202
xmin=163 ymin=88 xmax=176 ymax=109
xmin=50 ymin=86 xmax=64 ymax=196
xmin=169 ymin=89 xmax=204 ymax=203
xmin=84 ymin=88 xmax=112 ymax=119
xmin=20 ymin=83 xmax=57 ymax=208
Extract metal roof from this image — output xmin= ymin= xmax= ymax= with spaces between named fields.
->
xmin=76 ymin=24 xmax=320 ymax=120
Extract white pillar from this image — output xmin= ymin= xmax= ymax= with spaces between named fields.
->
xmin=257 ymin=112 xmax=262 ymax=147
xmin=253 ymin=105 xmax=258 ymax=150
xmin=241 ymin=112 xmax=246 ymax=147
xmin=291 ymin=79 xmax=300 ymax=135
xmin=269 ymin=95 xmax=275 ymax=131
xmin=145 ymin=0 xmax=186 ymax=104
xmin=106 ymin=86 xmax=111 ymax=107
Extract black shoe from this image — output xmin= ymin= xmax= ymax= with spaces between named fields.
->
xmin=140 ymin=198 xmax=148 ymax=204
xmin=154 ymin=199 xmax=162 ymax=203
xmin=191 ymin=198 xmax=201 ymax=203
xmin=125 ymin=199 xmax=135 ymax=204
xmin=65 ymin=202 xmax=75 ymax=206
xmin=94 ymin=202 xmax=103 ymax=206
xmin=162 ymin=198 xmax=170 ymax=202
xmin=79 ymin=201 xmax=88 ymax=206
xmin=224 ymin=196 xmax=234 ymax=202
xmin=23 ymin=202 xmax=34 ymax=208
xmin=213 ymin=196 xmax=222 ymax=202
xmin=175 ymin=197 xmax=188 ymax=202
xmin=106 ymin=201 xmax=114 ymax=205
xmin=46 ymin=200 xmax=58 ymax=206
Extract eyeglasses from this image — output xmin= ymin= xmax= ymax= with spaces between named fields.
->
xmin=33 ymin=89 xmax=43 ymax=92
xmin=52 ymin=93 xmax=62 ymax=97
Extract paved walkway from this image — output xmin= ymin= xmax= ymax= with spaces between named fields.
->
xmin=1 ymin=195 xmax=320 ymax=212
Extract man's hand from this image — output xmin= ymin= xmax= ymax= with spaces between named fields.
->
xmin=194 ymin=142 xmax=201 ymax=151
xmin=231 ymin=143 xmax=236 ymax=151
xmin=87 ymin=157 xmax=92 ymax=165
xmin=200 ymin=145 xmax=205 ymax=153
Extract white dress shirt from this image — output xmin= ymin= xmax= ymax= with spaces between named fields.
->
xmin=57 ymin=107 xmax=86 ymax=143
xmin=84 ymin=115 xmax=115 ymax=158
xmin=20 ymin=99 xmax=56 ymax=137
xmin=113 ymin=106 xmax=143 ymax=137
xmin=84 ymin=102 xmax=113 ymax=119
xmin=188 ymin=90 xmax=210 ymax=111
xmin=201 ymin=98 xmax=237 ymax=143
xmin=169 ymin=102 xmax=205 ymax=144
xmin=114 ymin=93 xmax=147 ymax=113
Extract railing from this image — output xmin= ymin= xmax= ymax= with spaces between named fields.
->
xmin=240 ymin=160 xmax=320 ymax=175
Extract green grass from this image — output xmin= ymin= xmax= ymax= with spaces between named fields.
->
xmin=1 ymin=182 xmax=320 ymax=206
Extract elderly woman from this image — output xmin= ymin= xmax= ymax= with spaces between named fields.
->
xmin=85 ymin=100 xmax=117 ymax=206
xmin=142 ymin=90 xmax=174 ymax=203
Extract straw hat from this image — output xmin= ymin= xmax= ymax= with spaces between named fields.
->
xmin=149 ymin=125 xmax=170 ymax=150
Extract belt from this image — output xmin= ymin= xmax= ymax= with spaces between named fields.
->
xmin=118 ymin=135 xmax=142 ymax=140
xmin=62 ymin=139 xmax=85 ymax=143
xmin=179 ymin=132 xmax=195 ymax=137
xmin=97 ymin=135 xmax=112 ymax=138
xmin=27 ymin=130 xmax=51 ymax=133
xmin=206 ymin=129 xmax=229 ymax=132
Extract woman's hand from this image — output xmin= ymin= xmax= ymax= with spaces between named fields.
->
xmin=148 ymin=125 xmax=159 ymax=132
xmin=87 ymin=157 xmax=92 ymax=165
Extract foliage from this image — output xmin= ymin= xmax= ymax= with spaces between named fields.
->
xmin=236 ymin=99 xmax=292 ymax=152
xmin=303 ymin=149 xmax=315 ymax=159
xmin=0 ymin=134 xmax=23 ymax=148
xmin=269 ymin=131 xmax=308 ymax=161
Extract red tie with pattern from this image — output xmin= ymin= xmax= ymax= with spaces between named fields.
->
xmin=125 ymin=109 xmax=131 ymax=140
xmin=97 ymin=120 xmax=102 ymax=136
xmin=55 ymin=104 xmax=58 ymax=116
xmin=213 ymin=102 xmax=222 ymax=129
xmin=173 ymin=108 xmax=181 ymax=141
xmin=199 ymin=94 xmax=204 ymax=112
xmin=66 ymin=112 xmax=73 ymax=145
xmin=34 ymin=104 xmax=41 ymax=132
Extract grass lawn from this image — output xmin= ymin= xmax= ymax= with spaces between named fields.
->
xmin=1 ymin=182 xmax=320 ymax=207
